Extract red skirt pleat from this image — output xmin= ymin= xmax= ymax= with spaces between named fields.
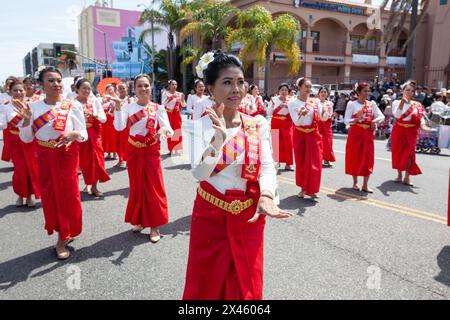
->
xmin=167 ymin=110 xmax=183 ymax=152
xmin=37 ymin=142 xmax=82 ymax=240
xmin=9 ymin=134 xmax=40 ymax=198
xmin=183 ymin=182 xmax=265 ymax=300
xmin=125 ymin=139 xmax=169 ymax=228
xmin=117 ymin=127 xmax=130 ymax=162
xmin=293 ymin=128 xmax=323 ymax=195
xmin=79 ymin=127 xmax=110 ymax=185
xmin=319 ymin=119 xmax=336 ymax=162
xmin=391 ymin=124 xmax=422 ymax=175
xmin=271 ymin=118 xmax=294 ymax=165
xmin=1 ymin=129 xmax=11 ymax=162
xmin=102 ymin=114 xmax=118 ymax=153
xmin=345 ymin=126 xmax=375 ymax=177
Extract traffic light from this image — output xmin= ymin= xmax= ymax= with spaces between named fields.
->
xmin=127 ymin=41 xmax=133 ymax=53
xmin=55 ymin=45 xmax=62 ymax=58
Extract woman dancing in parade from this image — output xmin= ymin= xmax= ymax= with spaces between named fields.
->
xmin=183 ymin=51 xmax=291 ymax=300
xmin=15 ymin=66 xmax=88 ymax=260
xmin=317 ymin=87 xmax=336 ymax=168
xmin=1 ymin=76 xmax=18 ymax=163
xmin=344 ymin=82 xmax=385 ymax=193
xmin=74 ymin=78 xmax=110 ymax=197
xmin=288 ymin=78 xmax=327 ymax=199
xmin=113 ymin=74 xmax=173 ymax=243
xmin=391 ymin=80 xmax=428 ymax=186
xmin=187 ymin=80 xmax=213 ymax=120
xmin=266 ymin=83 xmax=294 ymax=171
xmin=0 ymin=79 xmax=40 ymax=207
xmin=114 ymin=82 xmax=134 ymax=168
xmin=102 ymin=84 xmax=119 ymax=160
xmin=162 ymin=80 xmax=185 ymax=156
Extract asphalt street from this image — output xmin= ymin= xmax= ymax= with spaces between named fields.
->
xmin=0 ymin=124 xmax=449 ymax=300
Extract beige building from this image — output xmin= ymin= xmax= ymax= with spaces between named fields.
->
xmin=228 ymin=0 xmax=448 ymax=94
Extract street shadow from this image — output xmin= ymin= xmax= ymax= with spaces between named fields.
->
xmin=279 ymin=195 xmax=318 ymax=217
xmin=435 ymin=246 xmax=450 ymax=287
xmin=0 ymin=167 xmax=14 ymax=173
xmin=160 ymin=153 xmax=172 ymax=161
xmin=0 ymin=180 xmax=12 ymax=191
xmin=164 ymin=164 xmax=191 ymax=171
xmin=0 ymin=230 xmax=150 ymax=291
xmin=326 ymin=187 xmax=367 ymax=203
xmin=0 ymin=204 xmax=40 ymax=219
xmin=160 ymin=215 xmax=192 ymax=238
xmin=106 ymin=166 xmax=127 ymax=176
xmin=376 ymin=180 xmax=419 ymax=197
xmin=81 ymin=188 xmax=129 ymax=202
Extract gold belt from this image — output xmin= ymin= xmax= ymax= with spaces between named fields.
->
xmin=295 ymin=127 xmax=315 ymax=134
xmin=128 ymin=136 xmax=157 ymax=148
xmin=397 ymin=122 xmax=416 ymax=128
xmin=355 ymin=123 xmax=371 ymax=129
xmin=272 ymin=115 xmax=287 ymax=121
xmin=9 ymin=129 xmax=19 ymax=135
xmin=37 ymin=140 xmax=58 ymax=148
xmin=197 ymin=185 xmax=254 ymax=215
xmin=86 ymin=123 xmax=94 ymax=129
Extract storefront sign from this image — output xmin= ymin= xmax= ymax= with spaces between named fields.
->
xmin=352 ymin=54 xmax=379 ymax=65
xmin=387 ymin=56 xmax=406 ymax=66
xmin=293 ymin=0 xmax=367 ymax=16
xmin=314 ymin=56 xmax=345 ymax=63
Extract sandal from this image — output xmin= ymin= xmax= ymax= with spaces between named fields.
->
xmin=15 ymin=198 xmax=24 ymax=207
xmin=362 ymin=188 xmax=374 ymax=194
xmin=150 ymin=230 xmax=161 ymax=243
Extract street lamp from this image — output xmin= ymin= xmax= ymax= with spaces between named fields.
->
xmin=81 ymin=22 xmax=109 ymax=75
xmin=138 ymin=3 xmax=157 ymax=101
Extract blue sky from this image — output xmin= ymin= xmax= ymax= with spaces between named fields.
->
xmin=0 ymin=0 xmax=382 ymax=84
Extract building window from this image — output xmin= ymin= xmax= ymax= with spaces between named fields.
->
xmin=311 ymin=31 xmax=320 ymax=52
xmin=440 ymin=0 xmax=447 ymax=5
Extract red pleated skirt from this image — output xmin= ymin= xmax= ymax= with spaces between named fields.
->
xmin=37 ymin=142 xmax=82 ymax=240
xmin=293 ymin=127 xmax=323 ymax=195
xmin=319 ymin=119 xmax=336 ymax=162
xmin=102 ymin=114 xmax=118 ymax=153
xmin=183 ymin=181 xmax=265 ymax=300
xmin=79 ymin=125 xmax=110 ymax=185
xmin=391 ymin=123 xmax=422 ymax=175
xmin=125 ymin=136 xmax=169 ymax=228
xmin=1 ymin=129 xmax=11 ymax=162
xmin=9 ymin=132 xmax=40 ymax=198
xmin=167 ymin=110 xmax=183 ymax=153
xmin=117 ymin=127 xmax=130 ymax=162
xmin=271 ymin=117 xmax=294 ymax=165
xmin=345 ymin=125 xmax=375 ymax=177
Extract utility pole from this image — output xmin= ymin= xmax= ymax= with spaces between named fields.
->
xmin=406 ymin=0 xmax=418 ymax=80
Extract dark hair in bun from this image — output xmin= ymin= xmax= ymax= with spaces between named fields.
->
xmin=38 ymin=66 xmax=62 ymax=83
xmin=278 ymin=83 xmax=291 ymax=93
xmin=203 ymin=51 xmax=244 ymax=86
xmin=75 ymin=78 xmax=90 ymax=90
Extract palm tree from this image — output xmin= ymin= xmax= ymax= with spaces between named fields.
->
xmin=228 ymin=5 xmax=301 ymax=96
xmin=180 ymin=0 xmax=238 ymax=51
xmin=139 ymin=0 xmax=189 ymax=80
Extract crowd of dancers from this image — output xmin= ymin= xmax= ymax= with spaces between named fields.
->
xmin=0 ymin=50 xmax=441 ymax=300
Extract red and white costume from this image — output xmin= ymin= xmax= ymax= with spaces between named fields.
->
xmin=116 ymin=96 xmax=134 ymax=162
xmin=239 ymin=94 xmax=264 ymax=117
xmin=114 ymin=102 xmax=173 ymax=229
xmin=0 ymin=93 xmax=12 ymax=162
xmin=187 ymin=94 xmax=213 ymax=120
xmin=183 ymin=112 xmax=277 ymax=300
xmin=267 ymin=96 xmax=294 ymax=165
xmin=318 ymin=100 xmax=336 ymax=163
xmin=162 ymin=91 xmax=184 ymax=153
xmin=19 ymin=100 xmax=88 ymax=240
xmin=75 ymin=97 xmax=110 ymax=186
xmin=102 ymin=98 xmax=118 ymax=154
xmin=0 ymin=101 xmax=40 ymax=199
xmin=288 ymin=97 xmax=325 ymax=195
xmin=344 ymin=100 xmax=384 ymax=176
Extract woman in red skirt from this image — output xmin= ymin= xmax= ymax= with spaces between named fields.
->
xmin=162 ymin=80 xmax=185 ymax=156
xmin=1 ymin=76 xmax=18 ymax=163
xmin=74 ymin=78 xmax=110 ymax=197
xmin=102 ymin=84 xmax=118 ymax=160
xmin=113 ymin=74 xmax=173 ymax=243
xmin=183 ymin=51 xmax=292 ymax=300
xmin=114 ymin=83 xmax=134 ymax=168
xmin=288 ymin=78 xmax=326 ymax=200
xmin=15 ymin=66 xmax=88 ymax=260
xmin=317 ymin=87 xmax=336 ymax=168
xmin=266 ymin=83 xmax=294 ymax=171
xmin=344 ymin=83 xmax=385 ymax=193
xmin=0 ymin=79 xmax=40 ymax=207
xmin=391 ymin=80 xmax=428 ymax=186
